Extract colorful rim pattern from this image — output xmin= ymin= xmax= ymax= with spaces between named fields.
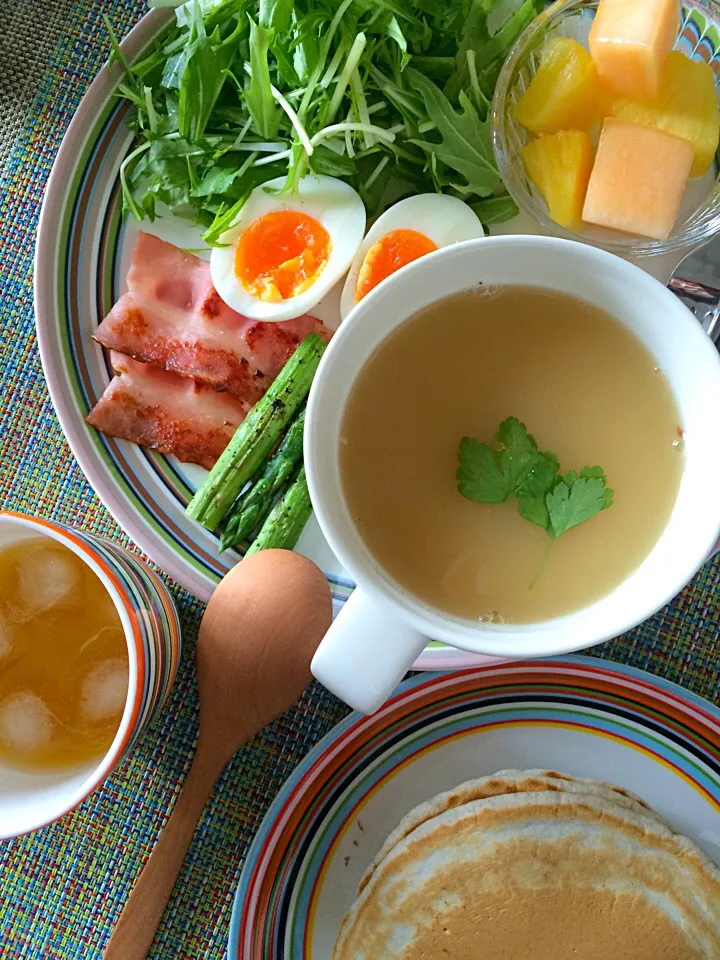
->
xmin=0 ymin=511 xmax=181 ymax=836
xmin=85 ymin=533 xmax=182 ymax=757
xmin=228 ymin=656 xmax=720 ymax=958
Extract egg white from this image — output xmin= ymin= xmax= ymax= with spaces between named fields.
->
xmin=340 ymin=194 xmax=485 ymax=320
xmin=211 ymin=174 xmax=366 ymax=322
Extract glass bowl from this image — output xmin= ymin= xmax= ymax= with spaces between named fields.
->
xmin=491 ymin=0 xmax=720 ymax=258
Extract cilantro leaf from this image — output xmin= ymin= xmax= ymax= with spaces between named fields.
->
xmin=517 ymin=457 xmax=560 ymax=532
xmin=457 ymin=418 xmax=559 ymax=509
xmin=494 ymin=416 xmax=537 ymax=489
xmin=517 ymin=451 xmax=560 ymax=498
xmin=579 ymin=466 xmax=615 ymax=510
xmin=494 ymin=417 xmax=559 ymax=500
xmin=518 ymin=491 xmax=550 ymax=532
xmin=515 ymin=449 xmax=561 ymax=533
xmin=579 ymin=465 xmax=604 ymax=480
xmin=495 ymin=417 xmax=557 ymax=494
xmin=457 ymin=418 xmax=613 ymax=539
xmin=457 ymin=437 xmax=509 ymax=504
xmin=546 ymin=474 xmax=613 ymax=538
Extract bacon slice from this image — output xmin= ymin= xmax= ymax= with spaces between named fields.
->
xmin=86 ymin=352 xmax=246 ymax=469
xmin=93 ymin=233 xmax=332 ymax=404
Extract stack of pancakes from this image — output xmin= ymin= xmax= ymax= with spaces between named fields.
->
xmin=334 ymin=770 xmax=720 ymax=959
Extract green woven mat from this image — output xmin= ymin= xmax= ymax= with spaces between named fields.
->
xmin=0 ymin=1 xmax=718 ymax=957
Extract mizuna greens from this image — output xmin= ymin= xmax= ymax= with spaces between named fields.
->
xmin=108 ymin=0 xmax=542 ymax=241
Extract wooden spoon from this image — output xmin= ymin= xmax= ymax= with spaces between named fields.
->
xmin=103 ymin=549 xmax=332 ymax=960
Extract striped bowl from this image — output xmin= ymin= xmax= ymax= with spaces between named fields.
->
xmin=0 ymin=511 xmax=181 ymax=838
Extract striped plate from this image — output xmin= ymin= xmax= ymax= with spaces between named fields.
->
xmin=32 ymin=7 xmax=488 ymax=669
xmin=34 ymin=5 xmax=720 ymax=670
xmin=228 ymin=656 xmax=720 ymax=959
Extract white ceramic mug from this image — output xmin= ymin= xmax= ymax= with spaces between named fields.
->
xmin=306 ymin=237 xmax=720 ymax=714
xmin=0 ymin=512 xmax=181 ymax=837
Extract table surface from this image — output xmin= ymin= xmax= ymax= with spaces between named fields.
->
xmin=0 ymin=1 xmax=719 ymax=957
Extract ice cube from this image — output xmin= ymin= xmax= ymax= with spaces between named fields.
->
xmin=18 ymin=546 xmax=81 ymax=614
xmin=81 ymin=658 xmax=128 ymax=722
xmin=0 ymin=692 xmax=53 ymax=753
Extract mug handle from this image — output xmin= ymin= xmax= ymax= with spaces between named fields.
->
xmin=311 ymin=588 xmax=428 ymax=714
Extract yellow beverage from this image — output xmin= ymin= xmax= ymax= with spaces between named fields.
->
xmin=0 ymin=538 xmax=128 ymax=770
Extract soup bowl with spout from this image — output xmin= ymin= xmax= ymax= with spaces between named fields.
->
xmin=306 ymin=236 xmax=720 ymax=714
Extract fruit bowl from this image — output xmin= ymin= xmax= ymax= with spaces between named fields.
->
xmin=491 ymin=0 xmax=720 ymax=257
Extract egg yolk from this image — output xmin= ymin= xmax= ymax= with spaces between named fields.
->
xmin=234 ymin=210 xmax=332 ymax=302
xmin=355 ymin=229 xmax=438 ymax=302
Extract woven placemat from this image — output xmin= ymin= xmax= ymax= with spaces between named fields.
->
xmin=0 ymin=2 xmax=718 ymax=957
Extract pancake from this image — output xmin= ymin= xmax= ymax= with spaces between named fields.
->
xmin=335 ymin=790 xmax=720 ymax=960
xmin=359 ymin=769 xmax=663 ymax=893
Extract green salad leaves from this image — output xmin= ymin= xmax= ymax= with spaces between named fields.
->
xmin=457 ymin=418 xmax=614 ymax=538
xmin=108 ymin=0 xmax=544 ymax=240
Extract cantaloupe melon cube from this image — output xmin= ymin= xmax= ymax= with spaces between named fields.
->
xmin=582 ymin=118 xmax=693 ymax=239
xmin=589 ymin=0 xmax=680 ymax=99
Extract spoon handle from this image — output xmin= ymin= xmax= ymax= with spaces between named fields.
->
xmin=103 ymin=742 xmax=225 ymax=960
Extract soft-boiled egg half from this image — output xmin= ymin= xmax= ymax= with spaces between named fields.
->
xmin=340 ymin=194 xmax=485 ymax=320
xmin=211 ymin=174 xmax=365 ymax=322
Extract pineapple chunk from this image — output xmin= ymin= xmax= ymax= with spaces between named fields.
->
xmin=610 ymin=51 xmax=719 ymax=178
xmin=522 ymin=130 xmax=594 ymax=230
xmin=582 ymin=118 xmax=694 ymax=239
xmin=516 ymin=37 xmax=600 ymax=134
xmin=589 ymin=0 xmax=680 ymax=100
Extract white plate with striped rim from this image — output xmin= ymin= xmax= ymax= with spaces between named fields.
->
xmin=35 ymin=5 xmax=719 ymax=670
xmin=33 ymin=8 xmax=500 ymax=670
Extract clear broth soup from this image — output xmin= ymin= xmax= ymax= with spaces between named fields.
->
xmin=340 ymin=286 xmax=683 ymax=623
